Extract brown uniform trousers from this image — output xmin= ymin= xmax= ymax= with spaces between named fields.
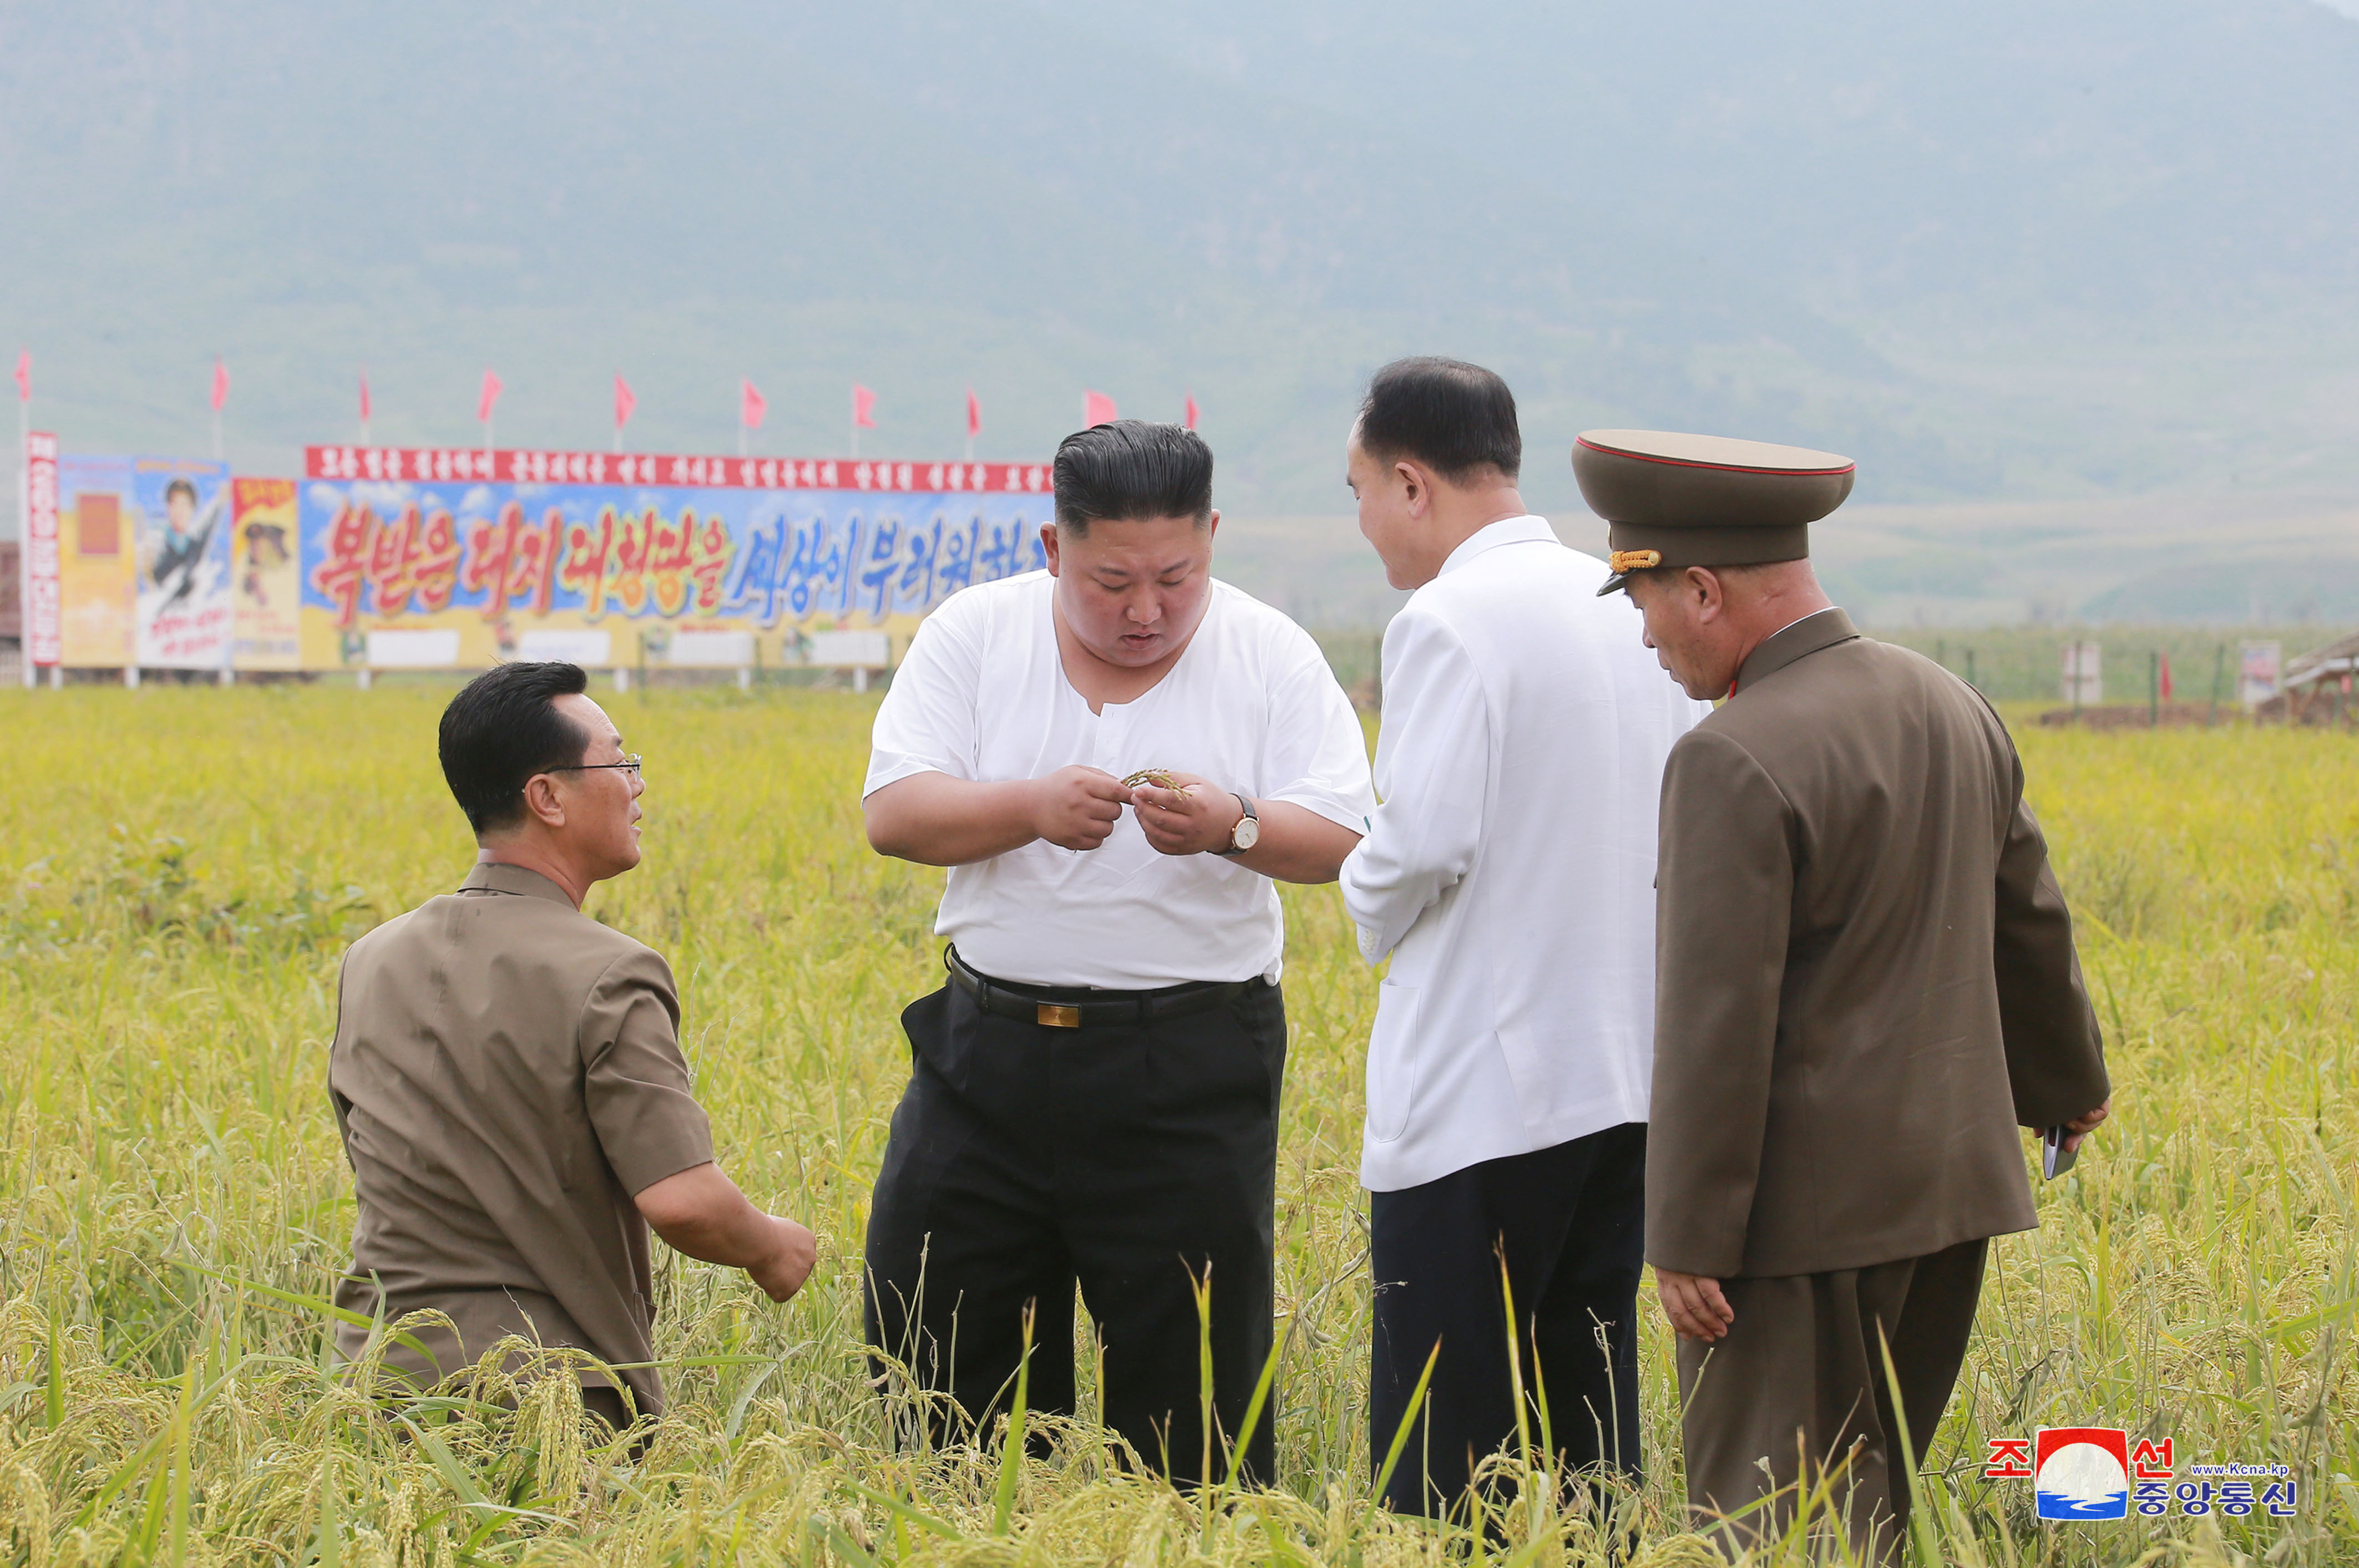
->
xmin=1648 ymin=610 xmax=2110 ymax=1560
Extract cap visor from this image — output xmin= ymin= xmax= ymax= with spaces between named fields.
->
xmin=1596 ymin=571 xmax=1630 ymax=597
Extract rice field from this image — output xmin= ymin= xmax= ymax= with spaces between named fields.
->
xmin=0 ymin=682 xmax=2351 ymax=1566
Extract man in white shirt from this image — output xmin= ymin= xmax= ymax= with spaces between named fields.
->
xmin=861 ymin=420 xmax=1375 ymax=1485
xmin=1340 ymin=359 xmax=1709 ymax=1516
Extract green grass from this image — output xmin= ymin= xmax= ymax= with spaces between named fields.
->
xmin=0 ymin=685 xmax=2350 ymax=1565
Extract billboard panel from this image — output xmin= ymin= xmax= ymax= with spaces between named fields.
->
xmin=54 ymin=455 xmax=136 ymax=666
xmin=134 ymin=457 xmax=233 ymax=668
xmin=296 ymin=446 xmax=1055 ymax=668
xmin=22 ymin=433 xmax=61 ymax=669
xmin=49 ymin=454 xmax=230 ymax=668
xmin=231 ymin=478 xmax=302 ymax=669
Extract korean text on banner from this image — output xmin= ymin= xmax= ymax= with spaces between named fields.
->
xmin=295 ymin=446 xmax=1057 ymax=670
xmin=23 ymin=432 xmax=61 ymax=668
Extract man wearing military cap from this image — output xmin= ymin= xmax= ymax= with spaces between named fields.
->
xmin=1577 ymin=430 xmax=2114 ymax=1559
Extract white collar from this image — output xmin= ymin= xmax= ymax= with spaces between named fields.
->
xmin=1437 ymin=515 xmax=1556 ymax=579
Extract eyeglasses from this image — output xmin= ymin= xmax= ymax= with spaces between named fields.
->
xmin=548 ymin=753 xmax=642 ymax=776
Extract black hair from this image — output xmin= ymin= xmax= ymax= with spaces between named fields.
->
xmin=437 ymin=661 xmax=591 ymax=834
xmin=1355 ymin=357 xmax=1522 ymax=483
xmin=164 ymin=478 xmax=198 ymax=504
xmin=1052 ymin=420 xmax=1213 ymax=534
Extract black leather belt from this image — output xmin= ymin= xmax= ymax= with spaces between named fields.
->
xmin=943 ymin=946 xmax=1257 ymax=1029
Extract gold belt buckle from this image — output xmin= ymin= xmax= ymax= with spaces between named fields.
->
xmin=1036 ymin=1003 xmax=1081 ymax=1028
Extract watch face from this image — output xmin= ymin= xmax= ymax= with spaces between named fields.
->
xmin=1233 ymin=812 xmax=1260 ymax=850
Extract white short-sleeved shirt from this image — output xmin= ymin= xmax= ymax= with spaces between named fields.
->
xmin=865 ymin=570 xmax=1375 ymax=989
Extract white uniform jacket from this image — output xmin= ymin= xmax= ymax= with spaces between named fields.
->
xmin=1341 ymin=517 xmax=1709 ymax=1191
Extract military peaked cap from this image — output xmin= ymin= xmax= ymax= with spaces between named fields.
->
xmin=1573 ymin=430 xmax=1856 ymax=597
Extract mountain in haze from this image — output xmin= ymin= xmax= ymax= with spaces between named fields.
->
xmin=3 ymin=0 xmax=2357 ymax=613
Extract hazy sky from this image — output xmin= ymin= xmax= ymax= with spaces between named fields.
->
xmin=7 ymin=0 xmax=2358 ymax=518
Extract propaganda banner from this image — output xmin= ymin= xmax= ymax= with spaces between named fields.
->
xmin=231 ymin=478 xmax=302 ymax=669
xmin=132 ymin=457 xmax=234 ymax=668
xmin=21 ymin=433 xmax=61 ymax=669
xmin=296 ymin=446 xmax=1057 ymax=669
xmin=50 ymin=454 xmax=231 ymax=669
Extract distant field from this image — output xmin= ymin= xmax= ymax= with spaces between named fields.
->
xmin=0 ymin=687 xmax=2350 ymax=1564
xmin=1866 ymin=626 xmax=2346 ymax=707
xmin=1216 ymin=503 xmax=2359 ymax=650
xmin=1305 ymin=623 xmax=2347 ymax=711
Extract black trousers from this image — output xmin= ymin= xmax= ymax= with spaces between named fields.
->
xmin=1369 ymin=1122 xmax=1648 ymax=1516
xmin=863 ymin=972 xmax=1285 ymax=1486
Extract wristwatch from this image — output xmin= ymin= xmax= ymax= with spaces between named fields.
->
xmin=1216 ymin=794 xmax=1260 ymax=855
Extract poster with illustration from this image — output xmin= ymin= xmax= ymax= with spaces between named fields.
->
xmin=231 ymin=478 xmax=303 ymax=669
xmin=51 ymin=455 xmax=225 ymax=668
xmin=127 ymin=456 xmax=232 ymax=668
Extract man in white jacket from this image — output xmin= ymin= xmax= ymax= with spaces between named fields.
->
xmin=1341 ymin=358 xmax=1708 ymax=1516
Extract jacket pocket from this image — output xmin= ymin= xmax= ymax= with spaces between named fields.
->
xmin=1365 ymin=979 xmax=1422 ymax=1144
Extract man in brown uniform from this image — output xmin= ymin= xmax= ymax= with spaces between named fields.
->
xmin=1576 ymin=431 xmax=2114 ymax=1559
xmin=331 ymin=660 xmax=816 ymax=1432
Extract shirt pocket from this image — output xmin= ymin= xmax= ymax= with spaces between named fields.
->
xmin=1364 ymin=979 xmax=1423 ymax=1144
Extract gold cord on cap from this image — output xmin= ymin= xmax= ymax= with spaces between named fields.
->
xmin=1608 ymin=549 xmax=1662 ymax=573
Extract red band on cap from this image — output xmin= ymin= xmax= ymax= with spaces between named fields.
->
xmin=1577 ymin=435 xmax=1856 ymax=478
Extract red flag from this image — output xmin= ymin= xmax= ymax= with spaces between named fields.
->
xmin=210 ymin=357 xmax=230 ymax=413
xmin=358 ymin=371 xmax=372 ymax=423
xmin=477 ymin=368 xmax=503 ymax=424
xmin=1084 ymin=389 xmax=1118 ymax=427
xmin=741 ymin=378 xmax=767 ymax=430
xmin=1184 ymin=391 xmax=1199 ymax=430
xmin=852 ymin=383 xmax=877 ymax=428
xmin=966 ymin=387 xmax=982 ymax=440
xmin=12 ymin=349 xmax=27 ymax=402
xmin=2159 ymin=652 xmax=2174 ymax=702
xmin=614 ymin=373 xmax=636 ymax=431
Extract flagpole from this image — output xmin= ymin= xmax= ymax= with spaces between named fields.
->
xmin=212 ymin=410 xmax=223 ymax=463
xmin=849 ymin=386 xmax=858 ymax=460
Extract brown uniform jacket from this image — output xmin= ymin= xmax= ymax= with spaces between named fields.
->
xmin=1647 ymin=609 xmax=2108 ymax=1280
xmin=329 ymin=862 xmax=715 ymax=1414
